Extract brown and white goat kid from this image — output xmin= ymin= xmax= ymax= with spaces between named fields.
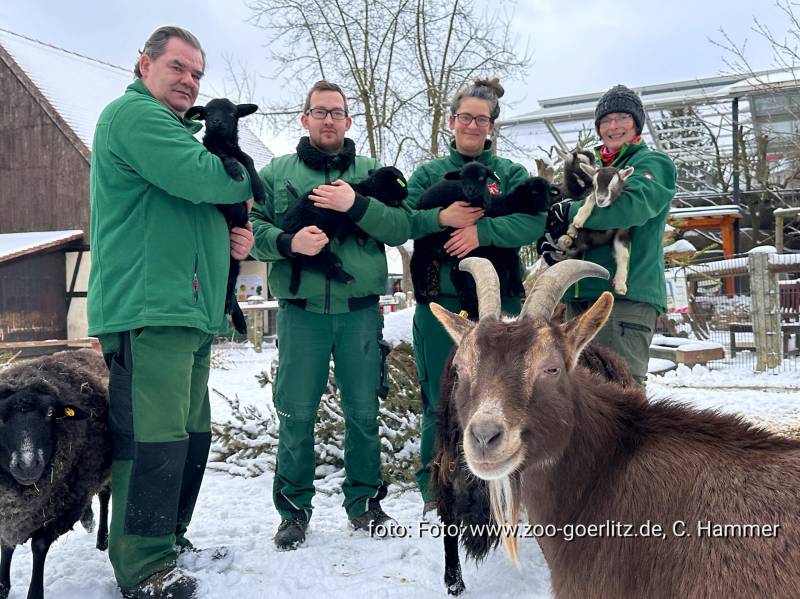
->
xmin=557 ymin=163 xmax=634 ymax=294
xmin=430 ymin=257 xmax=800 ymax=599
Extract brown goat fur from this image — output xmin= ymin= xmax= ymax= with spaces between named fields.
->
xmin=431 ymin=295 xmax=800 ymax=599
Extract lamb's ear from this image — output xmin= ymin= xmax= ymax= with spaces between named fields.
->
xmin=619 ymin=166 xmax=635 ymax=181
xmin=237 ymin=104 xmax=259 ymax=118
xmin=443 ymin=170 xmax=462 ymax=181
xmin=579 ymin=162 xmax=597 ymax=177
xmin=185 ymin=106 xmax=206 ymax=121
xmin=560 ymin=292 xmax=613 ymax=370
xmin=554 ymin=146 xmax=569 ymax=161
xmin=430 ymin=303 xmax=475 ymax=345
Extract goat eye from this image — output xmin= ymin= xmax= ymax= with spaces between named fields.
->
xmin=544 ymin=367 xmax=560 ymax=376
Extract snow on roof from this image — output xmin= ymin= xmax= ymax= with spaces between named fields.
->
xmin=0 ymin=230 xmax=83 ymax=264
xmin=0 ymin=29 xmax=272 ymax=169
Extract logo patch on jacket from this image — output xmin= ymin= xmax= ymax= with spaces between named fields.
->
xmin=486 ymin=182 xmax=501 ymax=195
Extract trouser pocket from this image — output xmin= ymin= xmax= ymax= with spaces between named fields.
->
xmin=106 ymin=332 xmax=134 ymax=460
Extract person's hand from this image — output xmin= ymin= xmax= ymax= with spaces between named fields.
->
xmin=308 ymin=179 xmax=355 ymax=212
xmin=438 ymin=201 xmax=484 ymax=228
xmin=246 ymin=198 xmax=254 ymax=213
xmin=230 ymin=221 xmax=254 ymax=260
xmin=291 ymin=225 xmax=329 ymax=256
xmin=444 ymin=225 xmax=479 ymax=258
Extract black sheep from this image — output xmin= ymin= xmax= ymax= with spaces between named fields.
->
xmin=0 ymin=349 xmax=111 ymax=599
xmin=411 ymin=162 xmax=557 ymax=318
xmin=185 ymin=98 xmax=268 ymax=334
xmin=280 ymin=166 xmax=408 ymax=294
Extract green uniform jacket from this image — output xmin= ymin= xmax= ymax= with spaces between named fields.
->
xmin=249 ymin=142 xmax=411 ymax=313
xmin=406 ymin=141 xmax=546 ymax=298
xmin=567 ymin=141 xmax=677 ymax=312
xmin=87 ymin=79 xmax=254 ymax=336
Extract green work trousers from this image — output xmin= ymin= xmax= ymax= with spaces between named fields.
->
xmin=566 ymin=298 xmax=658 ymax=385
xmin=412 ymin=296 xmax=521 ymax=503
xmin=102 ymin=326 xmax=213 ymax=589
xmin=272 ymin=302 xmax=389 ymax=520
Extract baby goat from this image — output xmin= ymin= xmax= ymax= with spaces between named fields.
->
xmin=186 ymin=99 xmax=267 ymax=334
xmin=280 ymin=166 xmax=408 ymax=294
xmin=556 ymin=162 xmax=634 ymax=294
xmin=411 ymin=161 xmax=555 ymax=318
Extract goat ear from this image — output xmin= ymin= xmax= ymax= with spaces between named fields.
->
xmin=443 ymin=170 xmax=462 ymax=181
xmin=561 ymin=292 xmax=614 ymax=369
xmin=430 ymin=303 xmax=474 ymax=345
xmin=554 ymin=146 xmax=569 ymax=161
xmin=619 ymin=166 xmax=635 ymax=180
xmin=579 ymin=163 xmax=597 ymax=177
xmin=185 ymin=106 xmax=206 ymax=121
xmin=237 ymin=104 xmax=259 ymax=117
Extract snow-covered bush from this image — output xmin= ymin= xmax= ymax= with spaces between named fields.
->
xmin=210 ymin=342 xmax=422 ymax=487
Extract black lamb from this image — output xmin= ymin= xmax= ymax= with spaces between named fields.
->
xmin=0 ymin=349 xmax=111 ymax=599
xmin=280 ymin=166 xmax=408 ymax=294
xmin=411 ymin=161 xmax=557 ymax=318
xmin=186 ymin=98 xmax=268 ymax=335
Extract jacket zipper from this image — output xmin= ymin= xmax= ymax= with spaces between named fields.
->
xmin=193 ymin=253 xmax=199 ymax=303
xmin=324 ymin=162 xmax=332 ymax=313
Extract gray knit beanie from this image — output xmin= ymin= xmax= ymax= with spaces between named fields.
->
xmin=594 ymin=85 xmax=645 ymax=133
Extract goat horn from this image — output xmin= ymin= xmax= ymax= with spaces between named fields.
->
xmin=458 ymin=257 xmax=501 ymax=319
xmin=520 ymin=260 xmax=609 ymax=321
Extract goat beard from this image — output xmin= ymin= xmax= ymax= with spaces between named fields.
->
xmin=488 ymin=474 xmax=522 ymax=564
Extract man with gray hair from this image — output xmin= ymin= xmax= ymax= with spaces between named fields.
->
xmin=88 ymin=26 xmax=254 ymax=598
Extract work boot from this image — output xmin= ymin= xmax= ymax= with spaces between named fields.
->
xmin=120 ymin=568 xmax=198 ymax=599
xmin=349 ymin=502 xmax=401 ymax=538
xmin=274 ymin=512 xmax=309 ymax=551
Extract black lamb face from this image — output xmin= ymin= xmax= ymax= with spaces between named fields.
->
xmin=186 ymin=99 xmax=259 ymax=141
xmin=460 ymin=162 xmax=494 ymax=208
xmin=367 ymin=166 xmax=408 ymax=206
xmin=0 ymin=383 xmax=87 ymax=485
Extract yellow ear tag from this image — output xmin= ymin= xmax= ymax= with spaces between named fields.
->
xmin=64 ymin=408 xmax=75 ymax=417
xmin=396 ymin=178 xmax=406 ymax=188
xmin=458 ymin=310 xmax=469 ymax=319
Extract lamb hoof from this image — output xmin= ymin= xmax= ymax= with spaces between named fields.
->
xmin=557 ymin=234 xmax=573 ymax=249
xmin=612 ymin=280 xmax=627 ymax=295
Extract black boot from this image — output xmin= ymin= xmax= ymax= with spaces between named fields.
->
xmin=274 ymin=512 xmax=309 ymax=551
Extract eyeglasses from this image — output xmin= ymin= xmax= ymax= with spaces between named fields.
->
xmin=599 ymin=114 xmax=633 ymax=127
xmin=454 ymin=113 xmax=492 ymax=127
xmin=306 ymin=107 xmax=348 ymax=121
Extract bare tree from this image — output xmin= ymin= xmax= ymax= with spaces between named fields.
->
xmin=244 ymin=0 xmax=530 ymax=171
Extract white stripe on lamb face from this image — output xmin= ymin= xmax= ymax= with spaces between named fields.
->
xmin=19 ymin=435 xmax=35 ymax=467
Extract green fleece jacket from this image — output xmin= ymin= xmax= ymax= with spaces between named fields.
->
xmin=87 ymin=79 xmax=253 ymax=336
xmin=567 ymin=141 xmax=677 ymax=312
xmin=249 ymin=139 xmax=411 ymax=313
xmin=406 ymin=140 xmax=546 ymax=298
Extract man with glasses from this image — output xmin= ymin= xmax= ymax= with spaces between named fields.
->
xmin=250 ymin=80 xmax=410 ymax=550
xmin=541 ymin=84 xmax=677 ymax=385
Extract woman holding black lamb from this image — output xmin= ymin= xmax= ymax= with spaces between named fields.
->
xmin=406 ymin=78 xmax=546 ymax=515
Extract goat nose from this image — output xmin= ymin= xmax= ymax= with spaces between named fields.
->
xmin=469 ymin=420 xmax=504 ymax=452
xmin=10 ymin=458 xmax=45 ymax=485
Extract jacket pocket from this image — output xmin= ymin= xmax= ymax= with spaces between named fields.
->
xmin=619 ymin=320 xmax=652 ymax=336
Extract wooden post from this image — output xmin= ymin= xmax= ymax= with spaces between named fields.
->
xmin=749 ymin=252 xmax=781 ymax=371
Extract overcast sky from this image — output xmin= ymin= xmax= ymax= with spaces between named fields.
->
xmin=0 ymin=0 xmax=788 ymax=155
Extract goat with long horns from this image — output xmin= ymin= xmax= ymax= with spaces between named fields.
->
xmin=430 ymin=257 xmax=800 ymax=598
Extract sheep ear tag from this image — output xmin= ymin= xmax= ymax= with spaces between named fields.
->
xmin=57 ymin=404 xmax=89 ymax=420
xmin=396 ymin=178 xmax=406 ymax=188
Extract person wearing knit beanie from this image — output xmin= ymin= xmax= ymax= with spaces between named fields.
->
xmin=594 ymin=84 xmax=645 ymax=134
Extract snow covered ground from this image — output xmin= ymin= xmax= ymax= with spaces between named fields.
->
xmin=6 ymin=308 xmax=800 ymax=598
